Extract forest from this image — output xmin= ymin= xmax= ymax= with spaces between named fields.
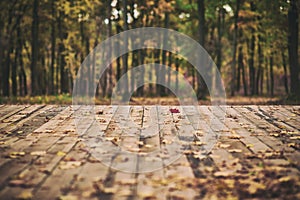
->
xmin=0 ymin=0 xmax=299 ymax=102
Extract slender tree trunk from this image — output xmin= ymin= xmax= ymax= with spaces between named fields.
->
xmin=116 ymin=25 xmax=121 ymax=89
xmin=260 ymin=69 xmax=264 ymax=95
xmin=167 ymin=52 xmax=172 ymax=94
xmin=154 ymin=49 xmax=160 ymax=96
xmin=281 ymin=50 xmax=289 ymax=94
xmin=50 ymin=0 xmax=56 ymax=95
xmin=12 ymin=45 xmax=18 ymax=96
xmin=58 ymin=12 xmax=66 ymax=94
xmin=175 ymin=53 xmax=179 ymax=94
xmin=197 ymin=0 xmax=207 ymax=99
xmin=269 ymin=53 xmax=274 ymax=96
xmin=31 ymin=0 xmax=39 ymax=96
xmin=122 ymin=0 xmax=129 ymax=100
xmin=288 ymin=0 xmax=299 ymax=97
xmin=266 ymin=57 xmax=270 ymax=95
xmin=255 ymin=35 xmax=263 ymax=95
xmin=238 ymin=46 xmax=247 ymax=96
xmin=107 ymin=2 xmax=113 ymax=97
xmin=161 ymin=4 xmax=170 ymax=96
xmin=217 ymin=7 xmax=224 ymax=71
xmin=230 ymin=0 xmax=240 ymax=96
xmin=236 ymin=58 xmax=241 ymax=92
xmin=248 ymin=2 xmax=256 ymax=96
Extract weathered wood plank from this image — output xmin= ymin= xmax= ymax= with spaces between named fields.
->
xmin=0 ymin=105 xmax=28 ymax=122
xmin=136 ymin=106 xmax=167 ymax=200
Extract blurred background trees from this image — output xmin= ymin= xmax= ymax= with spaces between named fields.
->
xmin=0 ymin=0 xmax=299 ymax=100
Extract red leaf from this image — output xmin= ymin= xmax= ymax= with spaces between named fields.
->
xmin=170 ymin=108 xmax=180 ymax=113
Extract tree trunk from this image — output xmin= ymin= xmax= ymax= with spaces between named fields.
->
xmin=260 ymin=69 xmax=264 ymax=95
xmin=266 ymin=57 xmax=270 ymax=95
xmin=175 ymin=53 xmax=179 ymax=94
xmin=248 ymin=2 xmax=256 ymax=96
xmin=238 ymin=46 xmax=247 ymax=96
xmin=288 ymin=0 xmax=299 ymax=97
xmin=167 ymin=52 xmax=172 ymax=94
xmin=107 ymin=1 xmax=113 ymax=97
xmin=58 ymin=11 xmax=68 ymax=94
xmin=269 ymin=53 xmax=274 ymax=96
xmin=217 ymin=7 xmax=224 ymax=71
xmin=122 ymin=0 xmax=129 ymax=100
xmin=230 ymin=0 xmax=240 ymax=96
xmin=255 ymin=35 xmax=263 ymax=95
xmin=161 ymin=4 xmax=170 ymax=96
xmin=282 ymin=50 xmax=289 ymax=95
xmin=12 ymin=45 xmax=18 ymax=96
xmin=197 ymin=0 xmax=207 ymax=99
xmin=30 ymin=0 xmax=39 ymax=96
xmin=50 ymin=0 xmax=56 ymax=95
xmin=116 ymin=25 xmax=121 ymax=89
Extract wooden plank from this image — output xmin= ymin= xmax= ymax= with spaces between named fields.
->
xmin=136 ymin=106 xmax=167 ymax=200
xmin=277 ymin=106 xmax=300 ymax=123
xmin=160 ymin=106 xmax=197 ymax=199
xmin=234 ymin=106 xmax=300 ymax=167
xmin=253 ymin=105 xmax=300 ymax=132
xmin=224 ymin=106 xmax=271 ymax=153
xmin=0 ymin=105 xmax=28 ymax=122
xmin=0 ymin=106 xmax=76 ymax=190
xmin=0 ymin=105 xmax=49 ymax=137
xmin=110 ymin=106 xmax=143 ymax=200
xmin=33 ymin=106 xmax=115 ymax=200
xmin=0 ymin=121 xmax=74 ymax=188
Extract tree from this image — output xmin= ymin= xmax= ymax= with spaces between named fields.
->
xmin=230 ymin=0 xmax=240 ymax=96
xmin=288 ymin=0 xmax=299 ymax=97
xmin=30 ymin=0 xmax=40 ymax=96
xmin=196 ymin=0 xmax=207 ymax=99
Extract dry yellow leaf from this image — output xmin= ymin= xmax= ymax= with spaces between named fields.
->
xmin=219 ymin=143 xmax=231 ymax=148
xmin=228 ymin=149 xmax=242 ymax=153
xmin=57 ymin=151 xmax=66 ymax=156
xmin=59 ymin=161 xmax=82 ymax=170
xmin=9 ymin=151 xmax=26 ymax=158
xmin=16 ymin=190 xmax=33 ymax=200
xmin=30 ymin=151 xmax=46 ymax=156
xmin=58 ymin=195 xmax=78 ymax=200
xmin=228 ymin=134 xmax=241 ymax=139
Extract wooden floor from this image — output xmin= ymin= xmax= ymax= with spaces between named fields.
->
xmin=0 ymin=105 xmax=299 ymax=200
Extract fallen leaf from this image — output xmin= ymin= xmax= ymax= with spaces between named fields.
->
xmin=214 ymin=171 xmax=232 ymax=177
xmin=30 ymin=151 xmax=46 ymax=156
xmin=97 ymin=110 xmax=104 ymax=115
xmin=118 ymin=178 xmax=137 ymax=185
xmin=279 ymin=176 xmax=292 ymax=183
xmin=248 ymin=181 xmax=266 ymax=194
xmin=118 ymin=189 xmax=132 ymax=196
xmin=58 ymin=195 xmax=78 ymax=200
xmin=16 ymin=190 xmax=33 ymax=200
xmin=59 ymin=161 xmax=82 ymax=170
xmin=228 ymin=134 xmax=241 ymax=139
xmin=9 ymin=151 xmax=26 ymax=158
xmin=228 ymin=149 xmax=242 ymax=153
xmin=57 ymin=151 xmax=66 ymax=156
xmin=162 ymin=139 xmax=172 ymax=144
xmin=219 ymin=144 xmax=231 ymax=148
xmin=290 ymin=136 xmax=300 ymax=140
xmin=9 ymin=179 xmax=25 ymax=187
xmin=170 ymin=108 xmax=180 ymax=113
